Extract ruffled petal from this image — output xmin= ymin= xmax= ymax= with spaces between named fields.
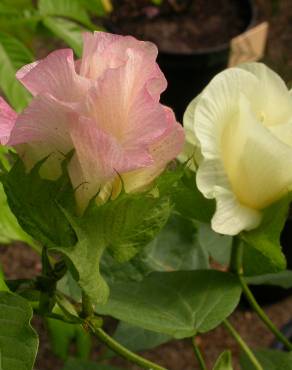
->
xmin=85 ymin=55 xmax=168 ymax=151
xmin=8 ymin=94 xmax=73 ymax=178
xmin=17 ymin=49 xmax=90 ymax=101
xmin=80 ymin=31 xmax=166 ymax=100
xmin=211 ymin=187 xmax=261 ymax=235
xmin=223 ymin=95 xmax=292 ymax=209
xmin=122 ymin=108 xmax=185 ymax=193
xmin=0 ymin=98 xmax=17 ymax=145
xmin=69 ymin=116 xmax=157 ymax=210
xmin=194 ymin=67 xmax=258 ymax=160
xmin=239 ymin=63 xmax=292 ymax=126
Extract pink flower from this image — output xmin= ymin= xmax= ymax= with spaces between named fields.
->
xmin=0 ymin=32 xmax=184 ymax=210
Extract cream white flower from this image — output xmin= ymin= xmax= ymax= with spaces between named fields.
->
xmin=183 ymin=63 xmax=292 ymax=235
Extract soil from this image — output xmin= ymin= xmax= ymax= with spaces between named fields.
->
xmin=108 ymin=0 xmax=251 ymax=53
xmin=1 ymin=243 xmax=292 ymax=370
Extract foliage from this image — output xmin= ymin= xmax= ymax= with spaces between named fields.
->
xmin=95 ymin=270 xmax=242 ymax=338
xmin=0 ymin=292 xmax=38 ymax=370
xmin=240 ymin=349 xmax=292 ymax=370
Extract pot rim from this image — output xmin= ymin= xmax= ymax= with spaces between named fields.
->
xmin=159 ymin=0 xmax=258 ymax=56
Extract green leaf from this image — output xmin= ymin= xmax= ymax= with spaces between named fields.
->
xmin=42 ymin=17 xmax=86 ymax=57
xmin=101 ymin=213 xmax=209 ymax=284
xmin=39 ymin=0 xmax=93 ymax=28
xmin=172 ymin=169 xmax=215 ymax=223
xmin=1 ymin=158 xmax=77 ymax=249
xmin=62 ymin=358 xmax=121 ymax=370
xmin=142 ymin=215 xmax=209 ymax=272
xmin=197 ymin=223 xmax=232 ymax=265
xmin=241 ymin=194 xmax=291 ymax=276
xmin=213 ymin=351 xmax=233 ymax=370
xmin=79 ymin=0 xmax=112 ymax=16
xmin=46 ymin=318 xmax=91 ymax=360
xmin=95 ymin=270 xmax=241 ymax=338
xmin=240 ymin=349 xmax=292 ymax=370
xmin=2 ymin=156 xmax=171 ymax=304
xmin=0 ymin=32 xmax=32 ymax=111
xmin=0 ymin=291 xmax=38 ymax=370
xmin=0 ymin=264 xmax=9 ymax=292
xmin=111 ymin=321 xmax=171 ymax=355
xmin=245 ymin=270 xmax=292 ymax=288
xmin=0 ymin=149 xmax=37 ymax=247
xmin=0 ymin=183 xmax=36 ymax=246
xmin=0 ymin=0 xmax=33 ymax=9
xmin=61 ymin=190 xmax=171 ymax=303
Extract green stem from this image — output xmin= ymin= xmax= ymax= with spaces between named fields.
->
xmin=230 ymin=237 xmax=292 ymax=351
xmin=89 ymin=322 xmax=167 ymax=370
xmin=223 ymin=320 xmax=263 ymax=370
xmin=192 ymin=337 xmax=207 ymax=370
xmin=229 ymin=236 xmax=243 ymax=274
xmin=239 ymin=274 xmax=292 ymax=351
xmin=81 ymin=291 xmax=94 ymax=318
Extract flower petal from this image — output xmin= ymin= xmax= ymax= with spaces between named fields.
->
xmin=8 ymin=94 xmax=73 ymax=178
xmin=68 ymin=116 xmax=156 ymax=210
xmin=80 ymin=31 xmax=166 ymax=100
xmin=238 ymin=63 xmax=292 ymax=126
xmin=223 ymin=94 xmax=292 ymax=210
xmin=194 ymin=67 xmax=258 ymax=160
xmin=0 ymin=97 xmax=17 ymax=145
xmin=17 ymin=49 xmax=90 ymax=101
xmin=211 ymin=187 xmax=261 ymax=235
xmin=122 ymin=108 xmax=185 ymax=193
xmin=85 ymin=56 xmax=168 ymax=151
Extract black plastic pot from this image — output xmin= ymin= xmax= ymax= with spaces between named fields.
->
xmin=157 ymin=0 xmax=257 ymax=120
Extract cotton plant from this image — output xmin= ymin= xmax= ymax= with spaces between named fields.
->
xmin=0 ymin=31 xmax=291 ymax=370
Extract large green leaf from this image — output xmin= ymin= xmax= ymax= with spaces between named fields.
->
xmin=111 ymin=321 xmax=171 ymax=355
xmin=0 ymin=292 xmax=38 ymax=370
xmin=0 ymin=33 xmax=32 ymax=111
xmin=42 ymin=17 xmax=86 ymax=57
xmin=172 ymin=169 xmax=215 ymax=223
xmin=61 ymin=191 xmax=171 ymax=303
xmin=240 ymin=349 xmax=292 ymax=370
xmin=95 ymin=270 xmax=241 ymax=338
xmin=39 ymin=0 xmax=93 ymax=28
xmin=2 ymin=156 xmax=171 ymax=304
xmin=141 ymin=215 xmax=209 ymax=272
xmin=46 ymin=318 xmax=91 ymax=360
xmin=241 ymin=194 xmax=291 ymax=276
xmin=101 ymin=213 xmax=209 ymax=284
xmin=245 ymin=270 xmax=292 ymax=289
xmin=197 ymin=223 xmax=232 ymax=265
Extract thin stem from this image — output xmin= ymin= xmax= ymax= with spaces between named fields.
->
xmin=89 ymin=323 xmax=167 ymax=370
xmin=223 ymin=320 xmax=263 ymax=370
xmin=192 ymin=337 xmax=207 ymax=370
xmin=229 ymin=236 xmax=243 ymax=274
xmin=230 ymin=237 xmax=292 ymax=351
xmin=239 ymin=274 xmax=292 ymax=351
xmin=81 ymin=291 xmax=94 ymax=318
